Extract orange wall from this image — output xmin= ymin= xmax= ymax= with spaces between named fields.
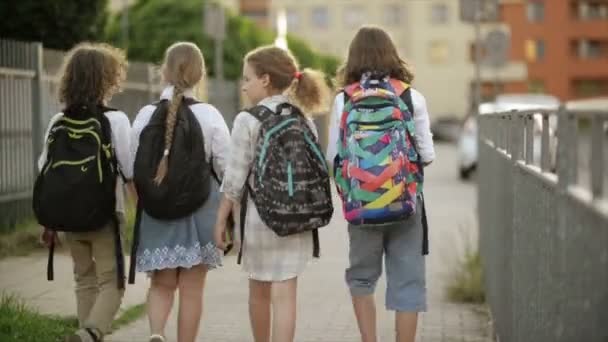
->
xmin=501 ymin=1 xmax=608 ymax=101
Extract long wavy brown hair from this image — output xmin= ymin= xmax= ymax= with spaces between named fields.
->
xmin=153 ymin=42 xmax=205 ymax=185
xmin=245 ymin=46 xmax=330 ymax=114
xmin=59 ymin=43 xmax=127 ymax=108
xmin=338 ymin=26 xmax=414 ymax=88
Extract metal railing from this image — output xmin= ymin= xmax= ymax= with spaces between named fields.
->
xmin=478 ymin=107 xmax=608 ymax=342
xmin=0 ymin=38 xmax=242 ymax=231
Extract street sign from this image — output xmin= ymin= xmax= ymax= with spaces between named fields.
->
xmin=460 ymin=0 xmax=500 ymax=22
xmin=204 ymin=2 xmax=226 ymax=41
xmin=483 ymin=29 xmax=509 ymax=68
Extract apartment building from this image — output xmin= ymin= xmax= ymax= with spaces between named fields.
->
xmin=501 ymin=0 xmax=608 ymax=100
xmin=267 ymin=0 xmax=520 ymax=118
xmin=240 ymin=0 xmax=272 ymax=27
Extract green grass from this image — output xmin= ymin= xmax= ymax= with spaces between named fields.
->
xmin=0 ymin=294 xmax=79 ymax=342
xmin=447 ymin=251 xmax=486 ymax=304
xmin=0 ymin=293 xmax=146 ymax=342
xmin=0 ymin=198 xmax=137 ymax=260
xmin=0 ymin=220 xmax=47 ymax=259
xmin=122 ymin=199 xmax=137 ymax=250
xmin=111 ymin=303 xmax=146 ymax=331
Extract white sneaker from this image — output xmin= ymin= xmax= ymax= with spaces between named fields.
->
xmin=149 ymin=334 xmax=166 ymax=342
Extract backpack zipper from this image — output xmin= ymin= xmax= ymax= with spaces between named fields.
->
xmin=50 ymin=125 xmax=104 ymax=183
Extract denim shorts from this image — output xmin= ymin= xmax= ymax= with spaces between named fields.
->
xmin=345 ymin=204 xmax=427 ymax=312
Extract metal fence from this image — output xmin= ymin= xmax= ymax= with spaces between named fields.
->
xmin=0 ymin=38 xmax=241 ymax=231
xmin=478 ymin=107 xmax=608 ymax=342
xmin=0 ymin=38 xmax=332 ymax=231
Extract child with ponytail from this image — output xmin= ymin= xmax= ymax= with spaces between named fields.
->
xmin=130 ymin=42 xmax=231 ymax=342
xmin=215 ymin=46 xmax=332 ymax=342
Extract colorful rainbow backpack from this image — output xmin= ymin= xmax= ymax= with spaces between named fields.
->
xmin=334 ymin=73 xmax=423 ymax=226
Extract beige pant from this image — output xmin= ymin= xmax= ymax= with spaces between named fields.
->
xmin=65 ymin=223 xmax=125 ymax=335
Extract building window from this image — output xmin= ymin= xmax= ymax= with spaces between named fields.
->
xmin=469 ymin=42 xmax=487 ymax=62
xmin=525 ymin=39 xmax=545 ymax=62
xmin=429 ymin=40 xmax=449 ymax=63
xmin=576 ymin=1 xmax=608 ymax=20
xmin=528 ymin=80 xmax=546 ymax=93
xmin=286 ymin=8 xmax=300 ymax=31
xmin=383 ymin=4 xmax=402 ymax=25
xmin=311 ymin=6 xmax=329 ymax=29
xmin=344 ymin=6 xmax=364 ymax=28
xmin=527 ymin=1 xmax=545 ymax=22
xmin=431 ymin=3 xmax=449 ymax=24
xmin=575 ymin=39 xmax=606 ymax=59
xmin=573 ymin=79 xmax=608 ymax=97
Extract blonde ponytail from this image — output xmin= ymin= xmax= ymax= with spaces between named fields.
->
xmin=290 ymin=68 xmax=330 ymax=114
xmin=153 ymin=86 xmax=184 ymax=185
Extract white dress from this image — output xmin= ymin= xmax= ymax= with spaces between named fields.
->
xmin=221 ymin=95 xmax=315 ymax=282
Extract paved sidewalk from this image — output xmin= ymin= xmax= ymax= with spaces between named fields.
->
xmin=0 ymin=251 xmax=149 ymax=317
xmin=0 ymin=144 xmax=492 ymax=341
xmin=107 ymin=144 xmax=492 ymax=342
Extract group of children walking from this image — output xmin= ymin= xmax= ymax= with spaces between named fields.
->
xmin=34 ymin=26 xmax=435 ymax=342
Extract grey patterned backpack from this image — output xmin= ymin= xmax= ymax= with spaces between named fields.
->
xmin=241 ymin=103 xmax=333 ymax=259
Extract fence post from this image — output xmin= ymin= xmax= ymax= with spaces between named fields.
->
xmin=511 ymin=112 xmax=524 ymax=162
xmin=590 ymin=116 xmax=604 ymax=199
xmin=147 ymin=63 xmax=155 ymax=102
xmin=30 ymin=42 xmax=43 ymax=178
xmin=556 ymin=106 xmax=577 ymax=189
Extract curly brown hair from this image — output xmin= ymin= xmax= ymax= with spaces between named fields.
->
xmin=59 ymin=42 xmax=127 ymax=108
xmin=245 ymin=46 xmax=330 ymax=114
xmin=338 ymin=26 xmax=414 ymax=88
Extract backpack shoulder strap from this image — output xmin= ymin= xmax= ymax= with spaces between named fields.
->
xmin=182 ymin=97 xmax=202 ymax=106
xmin=343 ymin=83 xmax=360 ymax=98
xmin=98 ymin=107 xmax=128 ymax=182
xmin=247 ymin=105 xmax=275 ymax=122
xmin=400 ymin=88 xmax=414 ymax=115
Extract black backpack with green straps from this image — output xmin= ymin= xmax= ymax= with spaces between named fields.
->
xmin=33 ymin=104 xmax=119 ymax=232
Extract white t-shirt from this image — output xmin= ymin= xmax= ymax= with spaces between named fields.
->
xmin=130 ymin=86 xmax=231 ymax=180
xmin=326 ymin=89 xmax=436 ymax=164
xmin=38 ymin=110 xmax=133 ymax=216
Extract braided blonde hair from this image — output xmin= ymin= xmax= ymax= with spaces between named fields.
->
xmin=153 ymin=42 xmax=205 ymax=185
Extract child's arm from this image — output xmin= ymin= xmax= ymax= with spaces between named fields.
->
xmin=410 ymin=89 xmax=436 ymax=166
xmin=215 ymin=112 xmax=255 ymax=249
xmin=326 ymin=93 xmax=344 ymax=167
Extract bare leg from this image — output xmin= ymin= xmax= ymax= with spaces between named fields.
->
xmin=249 ymin=279 xmax=271 ymax=342
xmin=395 ymin=312 xmax=418 ymax=342
xmin=352 ymin=294 xmax=378 ymax=342
xmin=148 ymin=269 xmax=178 ymax=337
xmin=176 ymin=265 xmax=207 ymax=342
xmin=270 ymin=278 xmax=297 ymax=342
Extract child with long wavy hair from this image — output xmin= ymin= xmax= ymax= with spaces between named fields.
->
xmin=215 ymin=45 xmax=330 ymax=342
xmin=130 ymin=42 xmax=231 ymax=342
xmin=327 ymin=26 xmax=435 ymax=342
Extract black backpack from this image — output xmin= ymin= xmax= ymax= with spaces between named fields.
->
xmin=33 ymin=104 xmax=125 ymax=289
xmin=134 ymin=98 xmax=211 ymax=219
xmin=238 ymin=103 xmax=333 ymax=262
xmin=33 ymin=105 xmax=119 ymax=231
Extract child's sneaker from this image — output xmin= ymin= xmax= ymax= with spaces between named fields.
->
xmin=65 ymin=328 xmax=102 ymax=342
xmin=149 ymin=334 xmax=166 ymax=342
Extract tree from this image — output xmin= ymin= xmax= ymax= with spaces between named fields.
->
xmin=0 ymin=0 xmax=108 ymax=50
xmin=106 ymin=0 xmax=340 ymax=81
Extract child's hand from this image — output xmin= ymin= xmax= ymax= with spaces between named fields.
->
xmin=214 ymin=219 xmax=228 ymax=251
xmin=40 ymin=227 xmax=58 ymax=248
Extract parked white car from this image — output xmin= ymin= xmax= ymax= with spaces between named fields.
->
xmin=457 ymin=94 xmax=560 ymax=180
